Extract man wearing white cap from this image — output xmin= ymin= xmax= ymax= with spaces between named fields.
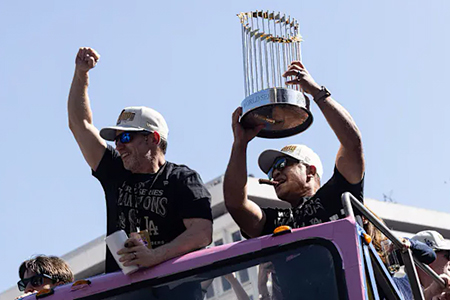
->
xmin=224 ymin=61 xmax=365 ymax=239
xmin=68 ymin=47 xmax=213 ymax=275
xmin=411 ymin=231 xmax=450 ymax=299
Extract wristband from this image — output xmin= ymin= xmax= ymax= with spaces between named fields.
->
xmin=313 ymin=86 xmax=331 ymax=102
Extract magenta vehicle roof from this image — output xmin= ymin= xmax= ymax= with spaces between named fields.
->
xmin=25 ymin=217 xmax=365 ymax=300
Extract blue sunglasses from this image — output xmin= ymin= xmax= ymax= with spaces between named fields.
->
xmin=267 ymin=157 xmax=297 ymax=180
xmin=114 ymin=131 xmax=150 ymax=144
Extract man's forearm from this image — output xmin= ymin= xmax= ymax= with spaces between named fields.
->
xmin=223 ymin=142 xmax=266 ymax=238
xmin=258 ymin=272 xmax=270 ymax=295
xmin=315 ymin=96 xmax=362 ymax=150
xmin=68 ymin=70 xmax=94 ymax=129
xmin=151 ymin=223 xmax=212 ymax=264
xmin=223 ymin=143 xmax=249 ymax=209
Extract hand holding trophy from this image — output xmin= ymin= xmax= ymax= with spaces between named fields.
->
xmin=238 ymin=11 xmax=312 ymax=138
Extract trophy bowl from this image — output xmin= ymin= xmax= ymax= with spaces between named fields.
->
xmin=240 ymin=87 xmax=312 ymax=138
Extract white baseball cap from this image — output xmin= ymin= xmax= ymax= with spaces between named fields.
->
xmin=411 ymin=230 xmax=450 ymax=251
xmin=100 ymin=106 xmax=169 ymax=141
xmin=258 ymin=144 xmax=323 ymax=178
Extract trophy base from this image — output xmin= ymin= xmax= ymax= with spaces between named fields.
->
xmin=240 ymin=88 xmax=313 ymax=138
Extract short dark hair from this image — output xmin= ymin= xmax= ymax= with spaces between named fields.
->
xmin=19 ymin=255 xmax=74 ymax=284
xmin=314 ymin=173 xmax=321 ymax=186
xmin=142 ymin=131 xmax=167 ymax=154
xmin=159 ymin=139 xmax=168 ymax=154
xmin=297 ymin=162 xmax=321 ymax=186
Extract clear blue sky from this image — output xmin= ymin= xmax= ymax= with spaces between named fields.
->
xmin=1 ymin=0 xmax=449 ymax=293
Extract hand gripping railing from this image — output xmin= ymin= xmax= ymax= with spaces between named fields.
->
xmin=341 ymin=192 xmax=446 ymax=300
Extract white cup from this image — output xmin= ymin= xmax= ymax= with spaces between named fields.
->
xmin=105 ymin=230 xmax=139 ymax=275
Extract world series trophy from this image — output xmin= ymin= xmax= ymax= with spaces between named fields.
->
xmin=238 ymin=11 xmax=313 ymax=138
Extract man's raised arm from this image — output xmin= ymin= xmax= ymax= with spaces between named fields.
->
xmin=68 ymin=47 xmax=106 ymax=171
xmin=284 ymin=61 xmax=364 ymax=184
xmin=223 ymin=107 xmax=265 ymax=238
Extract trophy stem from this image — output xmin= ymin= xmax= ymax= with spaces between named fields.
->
xmin=241 ymin=23 xmax=248 ymax=97
xmin=274 ymin=12 xmax=281 ymax=87
xmin=281 ymin=13 xmax=287 ymax=88
xmin=269 ymin=11 xmax=276 ymax=88
xmin=286 ymin=15 xmax=292 ymax=87
xmin=262 ymin=13 xmax=269 ymax=90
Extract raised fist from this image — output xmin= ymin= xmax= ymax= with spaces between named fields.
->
xmin=75 ymin=47 xmax=100 ymax=72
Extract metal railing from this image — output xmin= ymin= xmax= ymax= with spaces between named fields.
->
xmin=341 ymin=192 xmax=446 ymax=300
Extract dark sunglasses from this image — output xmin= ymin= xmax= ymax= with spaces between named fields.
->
xmin=114 ymin=131 xmax=150 ymax=144
xmin=17 ymin=274 xmax=54 ymax=291
xmin=268 ymin=157 xmax=298 ymax=180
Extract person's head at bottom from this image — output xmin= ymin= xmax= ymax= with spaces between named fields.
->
xmin=18 ymin=255 xmax=74 ymax=294
xmin=259 ymin=144 xmax=323 ymax=206
xmin=411 ymin=230 xmax=450 ymax=297
xmin=412 ymin=231 xmax=450 ymax=273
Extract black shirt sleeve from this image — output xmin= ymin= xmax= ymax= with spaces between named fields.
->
xmin=327 ymin=166 xmax=364 ymax=203
xmin=261 ymin=207 xmax=283 ymax=236
xmin=174 ymin=172 xmax=213 ymax=221
xmin=319 ymin=166 xmax=364 ymax=220
xmin=240 ymin=207 xmax=289 ymax=239
xmin=92 ymin=145 xmax=128 ymax=186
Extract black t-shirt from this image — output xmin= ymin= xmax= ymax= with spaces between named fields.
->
xmin=93 ymin=145 xmax=213 ymax=273
xmin=260 ymin=166 xmax=364 ymax=236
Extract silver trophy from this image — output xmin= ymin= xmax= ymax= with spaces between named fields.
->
xmin=238 ymin=11 xmax=312 ymax=138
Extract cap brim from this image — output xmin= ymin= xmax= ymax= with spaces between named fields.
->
xmin=437 ymin=243 xmax=450 ymax=251
xmin=258 ymin=149 xmax=299 ymax=174
xmin=100 ymin=126 xmax=149 ymax=141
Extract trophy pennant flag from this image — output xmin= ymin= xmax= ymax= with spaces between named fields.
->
xmin=238 ymin=11 xmax=313 ymax=138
